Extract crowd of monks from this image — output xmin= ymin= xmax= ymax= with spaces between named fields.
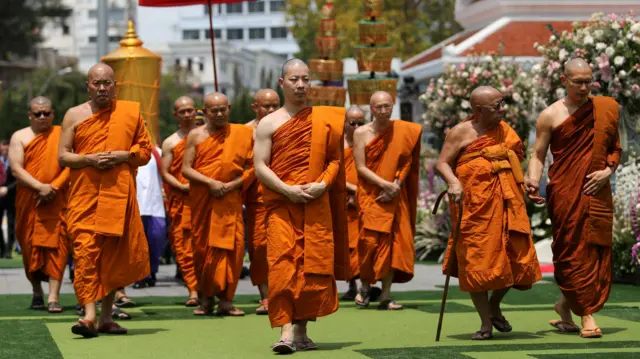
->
xmin=7 ymin=56 xmax=619 ymax=352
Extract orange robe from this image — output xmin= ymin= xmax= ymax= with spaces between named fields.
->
xmin=263 ymin=106 xmax=350 ymax=328
xmin=246 ymin=179 xmax=268 ymax=286
xmin=442 ymin=119 xmax=542 ymax=292
xmin=189 ymin=124 xmax=254 ymax=300
xmin=166 ymin=138 xmax=198 ymax=292
xmin=68 ymin=101 xmax=152 ymax=305
xmin=344 ymin=146 xmax=360 ymax=278
xmin=547 ymin=96 xmax=621 ymax=316
xmin=15 ymin=126 xmax=71 ymax=282
xmin=357 ymin=120 xmax=421 ymax=284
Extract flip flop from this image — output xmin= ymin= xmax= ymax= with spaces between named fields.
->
xmin=47 ymin=301 xmax=64 ymax=314
xmin=112 ymin=307 xmax=132 ymax=320
xmin=217 ymin=306 xmax=245 ymax=317
xmin=295 ymin=337 xmax=318 ymax=351
xmin=98 ymin=322 xmax=128 ymax=335
xmin=369 ymin=286 xmax=382 ymax=302
xmin=30 ymin=295 xmax=45 ymax=310
xmin=184 ymin=297 xmax=199 ymax=307
xmin=549 ymin=319 xmax=580 ymax=333
xmin=114 ymin=296 xmax=136 ymax=308
xmin=471 ymin=330 xmax=493 ymax=340
xmin=580 ymin=327 xmax=602 ymax=338
xmin=272 ymin=338 xmax=296 ymax=354
xmin=490 ymin=315 xmax=512 ymax=332
xmin=75 ymin=304 xmax=85 ymax=317
xmin=355 ymin=288 xmax=370 ymax=308
xmin=71 ymin=319 xmax=98 ymax=338
xmin=340 ymin=288 xmax=357 ymax=301
xmin=255 ymin=299 xmax=268 ymax=315
xmin=377 ymin=299 xmax=403 ymax=310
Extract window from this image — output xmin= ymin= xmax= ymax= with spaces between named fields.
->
xmin=175 ymin=58 xmax=181 ymax=66
xmin=226 ymin=3 xmax=242 ymax=14
xmin=89 ymin=36 xmax=97 ymax=43
xmin=88 ymin=9 xmax=97 ymax=18
xmin=109 ymin=35 xmax=121 ymax=43
xmin=248 ymin=1 xmax=265 ymax=13
xmin=227 ymin=28 xmax=244 ymax=40
xmin=62 ymin=24 xmax=70 ymax=35
xmin=204 ymin=29 xmax=222 ymax=39
xmin=271 ymin=27 xmax=287 ymax=39
xmin=199 ymin=61 xmax=205 ymax=72
xmin=249 ymin=28 xmax=265 ymax=40
xmin=270 ymin=0 xmax=285 ymax=12
xmin=187 ymin=58 xmax=193 ymax=71
xmin=109 ymin=8 xmax=125 ymax=22
xmin=182 ymin=30 xmax=200 ymax=40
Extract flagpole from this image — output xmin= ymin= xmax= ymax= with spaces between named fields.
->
xmin=207 ymin=0 xmax=219 ymax=92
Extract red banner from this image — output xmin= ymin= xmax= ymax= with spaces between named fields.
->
xmin=139 ymin=0 xmax=249 ymax=7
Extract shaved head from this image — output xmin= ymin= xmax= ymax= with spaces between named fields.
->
xmin=281 ymin=58 xmax=309 ymax=79
xmin=254 ymin=89 xmax=279 ymax=103
xmin=346 ymin=105 xmax=365 ymax=119
xmin=29 ymin=96 xmax=52 ymax=109
xmin=88 ymin=63 xmax=115 ymax=80
xmin=564 ymin=57 xmax=592 ymax=76
xmin=174 ymin=96 xmax=194 ymax=110
xmin=204 ymin=92 xmax=230 ymax=129
xmin=370 ymin=91 xmax=393 ymax=106
xmin=470 ymin=86 xmax=502 ymax=108
xmin=205 ymin=92 xmax=228 ymax=106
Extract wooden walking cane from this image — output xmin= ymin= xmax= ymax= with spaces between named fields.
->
xmin=433 ymin=190 xmax=463 ymax=342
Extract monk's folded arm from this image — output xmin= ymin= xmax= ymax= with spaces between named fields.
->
xmin=395 ymin=156 xmax=413 ymax=184
xmin=8 ymin=134 xmax=45 ymax=191
xmin=527 ymin=113 xmax=553 ymax=183
xmin=181 ymin=133 xmax=214 ymax=185
xmin=606 ymin=132 xmax=622 ymax=171
xmin=58 ymin=112 xmax=92 ymax=169
xmin=353 ymin=130 xmax=390 ymax=188
xmin=50 ymin=167 xmax=71 ymax=190
xmin=160 ymin=141 xmax=184 ymax=189
xmin=435 ymin=131 xmax=462 ymax=186
xmin=126 ymin=116 xmax=153 ymax=167
xmin=253 ymin=122 xmax=292 ymax=195
xmin=240 ymin=167 xmax=255 ymax=192
xmin=346 ymin=182 xmax=357 ymax=193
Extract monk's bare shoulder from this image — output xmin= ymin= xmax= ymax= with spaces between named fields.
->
xmin=245 ymin=119 xmax=257 ymax=128
xmin=446 ymin=121 xmax=476 ymax=148
xmin=186 ymin=125 xmax=209 ymax=147
xmin=537 ymin=100 xmax=565 ymax=130
xmin=256 ymin=109 xmax=287 ymax=138
xmin=353 ymin=123 xmax=376 ymax=146
xmin=10 ymin=127 xmax=36 ymax=148
xmin=62 ymin=102 xmax=92 ymax=130
xmin=162 ymin=131 xmax=183 ymax=152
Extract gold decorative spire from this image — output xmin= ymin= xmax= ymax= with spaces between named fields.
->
xmin=120 ymin=19 xmax=143 ymax=47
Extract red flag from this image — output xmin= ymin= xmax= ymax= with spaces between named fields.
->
xmin=139 ymin=0 xmax=248 ymax=6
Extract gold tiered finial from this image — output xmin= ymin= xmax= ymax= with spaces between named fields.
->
xmin=120 ymin=19 xmax=143 ymax=47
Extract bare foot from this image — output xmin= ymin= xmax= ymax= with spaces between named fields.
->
xmin=581 ymin=315 xmax=599 ymax=330
xmin=549 ymin=301 xmax=579 ymax=332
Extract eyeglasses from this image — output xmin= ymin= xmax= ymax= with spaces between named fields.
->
xmin=567 ymin=78 xmax=594 ymax=86
xmin=32 ymin=111 xmax=52 ymax=118
xmin=483 ymin=100 xmax=504 ymax=111
xmin=348 ymin=121 xmax=365 ymax=127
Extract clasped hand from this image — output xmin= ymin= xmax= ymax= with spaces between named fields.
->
xmin=376 ymin=179 xmax=401 ymax=203
xmin=208 ymin=179 xmax=229 ymax=198
xmin=285 ymin=181 xmax=326 ymax=204
xmin=86 ymin=151 xmax=130 ymax=170
xmin=34 ymin=183 xmax=57 ymax=207
xmin=583 ymin=167 xmax=612 ymax=196
xmin=524 ymin=178 xmax=545 ymax=204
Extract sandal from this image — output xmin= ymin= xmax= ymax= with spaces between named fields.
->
xmin=355 ymin=288 xmax=370 ymax=308
xmin=471 ymin=330 xmax=493 ymax=340
xmin=75 ymin=304 xmax=85 ymax=317
xmin=341 ymin=288 xmax=357 ymax=301
xmin=580 ymin=327 xmax=602 ymax=338
xmin=549 ymin=319 xmax=580 ymax=333
xmin=370 ymin=286 xmax=382 ymax=302
xmin=272 ymin=338 xmax=296 ymax=354
xmin=193 ymin=298 xmax=215 ymax=316
xmin=490 ymin=315 xmax=512 ymax=332
xmin=112 ymin=307 xmax=132 ymax=320
xmin=185 ymin=297 xmax=199 ymax=307
xmin=30 ymin=295 xmax=45 ymax=310
xmin=255 ymin=299 xmax=268 ymax=315
xmin=217 ymin=306 xmax=245 ymax=317
xmin=295 ymin=337 xmax=318 ymax=351
xmin=47 ymin=301 xmax=64 ymax=313
xmin=114 ymin=296 xmax=136 ymax=308
xmin=377 ymin=299 xmax=403 ymax=310
xmin=71 ymin=319 xmax=98 ymax=338
xmin=98 ymin=322 xmax=128 ymax=335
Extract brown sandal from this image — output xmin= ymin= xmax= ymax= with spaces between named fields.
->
xmin=471 ymin=330 xmax=493 ymax=340
xmin=255 ymin=299 xmax=268 ymax=315
xmin=580 ymin=327 xmax=602 ymax=338
xmin=217 ymin=306 xmax=245 ymax=317
xmin=71 ymin=319 xmax=98 ymax=338
xmin=185 ymin=297 xmax=199 ymax=307
xmin=549 ymin=319 xmax=580 ymax=333
xmin=491 ymin=315 xmax=512 ymax=332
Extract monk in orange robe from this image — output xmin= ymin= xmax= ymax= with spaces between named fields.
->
xmin=254 ymin=59 xmax=349 ymax=354
xmin=526 ymin=58 xmax=621 ymax=339
xmin=59 ymin=64 xmax=152 ymax=338
xmin=9 ymin=96 xmax=70 ymax=313
xmin=245 ymin=88 xmax=280 ymax=315
xmin=183 ymin=92 xmax=254 ymax=317
xmin=161 ymin=96 xmax=200 ymax=307
xmin=353 ymin=91 xmax=421 ymax=310
xmin=340 ymin=105 xmax=366 ymax=301
xmin=437 ymin=86 xmax=542 ymax=340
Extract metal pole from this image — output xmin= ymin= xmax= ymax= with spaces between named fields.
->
xmin=97 ymin=0 xmax=109 ymax=62
xmin=207 ymin=0 xmax=219 ymax=92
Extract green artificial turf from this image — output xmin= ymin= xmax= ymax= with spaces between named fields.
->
xmin=0 ymin=283 xmax=638 ymax=359
xmin=0 ymin=255 xmax=24 ymax=269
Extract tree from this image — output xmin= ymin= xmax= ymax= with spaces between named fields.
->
xmin=229 ymin=89 xmax=254 ymax=124
xmin=157 ymin=72 xmax=203 ymax=141
xmin=285 ymin=0 xmax=462 ymax=61
xmin=0 ymin=0 xmax=72 ymax=61
xmin=0 ymin=69 xmax=87 ymax=139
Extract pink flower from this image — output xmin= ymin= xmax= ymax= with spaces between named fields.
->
xmin=633 ymin=84 xmax=640 ymax=91
xmin=483 ymin=71 xmax=492 ymax=78
xmin=609 ymin=13 xmax=618 ymax=21
xmin=503 ymin=78 xmax=513 ymax=87
xmin=592 ymin=81 xmax=601 ymax=89
xmin=597 ymin=53 xmax=612 ymax=82
xmin=459 ymin=63 xmax=466 ymax=71
xmin=574 ymin=48 xmax=587 ymax=57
